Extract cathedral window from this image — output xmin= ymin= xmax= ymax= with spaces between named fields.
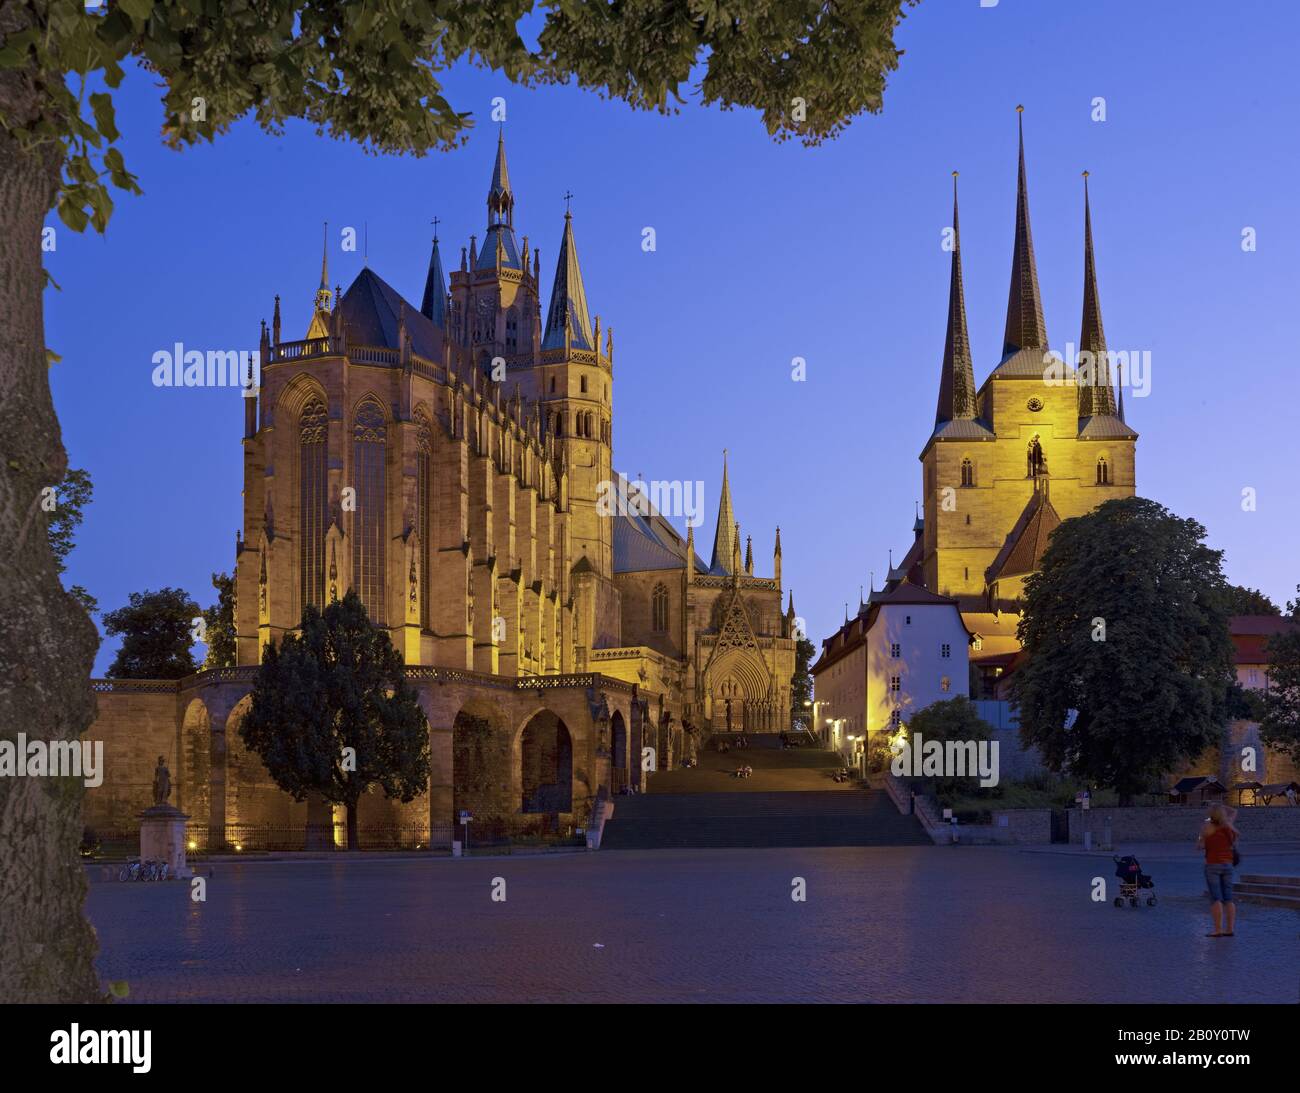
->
xmin=352 ymin=398 xmax=388 ymax=625
xmin=960 ymin=458 xmax=974 ymax=487
xmin=652 ymin=583 xmax=669 ymax=633
xmin=1096 ymin=455 xmax=1110 ymax=485
xmin=580 ymin=374 xmax=588 ymax=394
xmin=416 ymin=410 xmax=433 ymax=628
xmin=298 ymin=397 xmax=329 ymax=611
xmin=550 ymin=376 xmax=556 ymax=393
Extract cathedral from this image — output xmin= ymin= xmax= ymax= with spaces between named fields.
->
xmin=84 ymin=135 xmax=798 ymax=847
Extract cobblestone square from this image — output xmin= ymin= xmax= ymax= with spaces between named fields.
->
xmin=85 ymin=846 xmax=1300 ymax=1003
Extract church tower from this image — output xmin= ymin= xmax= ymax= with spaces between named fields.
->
xmin=920 ymin=109 xmax=1137 ymax=612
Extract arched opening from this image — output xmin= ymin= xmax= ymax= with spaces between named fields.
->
xmin=1096 ymin=454 xmax=1110 ymax=485
xmin=651 ymin=583 xmax=669 ymax=632
xmin=610 ymin=710 xmax=628 ymax=793
xmin=519 ymin=711 xmax=573 ymax=815
xmin=180 ymin=699 xmax=210 ymax=849
xmin=960 ymin=457 xmax=974 ymax=487
xmin=224 ymin=695 xmax=305 ymax=850
xmin=452 ymin=707 xmax=509 ymax=836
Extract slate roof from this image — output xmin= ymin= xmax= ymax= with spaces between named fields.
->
xmin=987 ymin=488 xmax=1061 ymax=581
xmin=1077 ymin=413 xmax=1137 ymax=439
xmin=542 ymin=214 xmax=593 ymax=350
xmin=475 ymin=223 xmax=522 ymax=271
xmin=337 ymin=269 xmax=442 ymax=360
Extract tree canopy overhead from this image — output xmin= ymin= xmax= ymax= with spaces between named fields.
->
xmin=1011 ymin=497 xmax=1235 ymax=805
xmin=2 ymin=0 xmax=916 ymax=235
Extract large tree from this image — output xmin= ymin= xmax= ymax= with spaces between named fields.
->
xmin=200 ymin=571 xmax=236 ymax=669
xmin=895 ymin=696 xmax=996 ymax=798
xmin=240 ymin=590 xmax=430 ymax=850
xmin=1261 ymin=587 xmax=1300 ymax=767
xmin=101 ymin=586 xmax=199 ymax=679
xmin=1221 ymin=584 xmax=1280 ymax=616
xmin=789 ymin=634 xmax=815 ymax=729
xmin=1012 ymin=497 xmax=1235 ymax=805
xmin=0 ymin=0 xmax=913 ymax=1002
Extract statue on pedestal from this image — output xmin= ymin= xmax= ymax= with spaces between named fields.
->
xmin=151 ymin=756 xmax=171 ymax=807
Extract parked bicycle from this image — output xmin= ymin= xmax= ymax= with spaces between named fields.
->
xmin=118 ymin=859 xmax=141 ymax=882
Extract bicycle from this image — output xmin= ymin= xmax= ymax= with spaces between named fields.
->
xmin=118 ymin=860 xmax=141 ymax=882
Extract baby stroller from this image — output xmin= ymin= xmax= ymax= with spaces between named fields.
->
xmin=1112 ymin=855 xmax=1157 ymax=908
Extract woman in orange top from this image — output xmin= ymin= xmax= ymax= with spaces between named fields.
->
xmin=1196 ymin=803 xmax=1239 ymax=937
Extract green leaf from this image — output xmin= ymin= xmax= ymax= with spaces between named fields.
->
xmin=46 ymin=347 xmax=63 ymax=367
xmin=89 ymin=92 xmax=119 ymax=141
xmin=117 ymin=0 xmax=154 ymax=25
xmin=107 ymin=980 xmax=130 ymax=999
xmin=56 ymin=196 xmax=89 ymax=233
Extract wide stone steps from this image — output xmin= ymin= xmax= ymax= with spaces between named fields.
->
xmin=600 ymin=790 xmax=931 ymax=849
xmin=1235 ymin=873 xmax=1300 ymax=910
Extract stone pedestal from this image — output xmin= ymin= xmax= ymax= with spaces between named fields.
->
xmin=139 ymin=804 xmax=193 ymax=879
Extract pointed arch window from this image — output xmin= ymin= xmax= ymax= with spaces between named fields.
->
xmin=415 ymin=409 xmax=434 ymax=628
xmin=652 ymin=583 xmax=669 ymax=633
xmin=1096 ymin=455 xmax=1110 ymax=485
xmin=352 ymin=398 xmax=387 ymax=625
xmin=299 ymin=398 xmax=329 ymax=612
xmin=960 ymin=457 xmax=975 ymax=487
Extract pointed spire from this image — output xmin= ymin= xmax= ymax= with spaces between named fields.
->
xmin=744 ymin=535 xmax=753 ymax=574
xmin=315 ymin=221 xmax=332 ymax=312
xmin=1116 ymin=357 xmax=1126 ymax=422
xmin=774 ymin=526 xmax=782 ymax=555
xmin=709 ymin=451 xmax=737 ymax=574
xmin=488 ymin=129 xmax=513 ymax=227
xmin=420 ymin=224 xmax=447 ymax=328
xmin=542 ymin=207 xmax=593 ymax=351
xmin=936 ymin=171 xmax=979 ymax=425
xmin=272 ymin=294 xmax=281 ymax=344
xmin=786 ymin=589 xmax=795 ymax=616
xmin=1002 ymin=107 xmax=1048 ymax=358
xmin=1077 ymin=172 xmax=1116 ymax=417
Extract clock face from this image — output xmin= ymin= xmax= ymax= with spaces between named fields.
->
xmin=1027 ymin=397 xmax=1044 ymax=412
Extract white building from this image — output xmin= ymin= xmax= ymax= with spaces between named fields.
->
xmin=812 ymin=580 xmax=973 ymax=772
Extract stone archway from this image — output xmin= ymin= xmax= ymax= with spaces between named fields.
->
xmin=179 ymin=698 xmax=210 ymax=849
xmin=223 ymin=695 xmax=305 ymax=850
xmin=451 ymin=702 xmax=511 ymax=838
xmin=610 ymin=709 xmax=628 ymax=793
xmin=519 ymin=710 xmax=573 ymax=815
xmin=705 ymin=648 xmax=772 ymax=732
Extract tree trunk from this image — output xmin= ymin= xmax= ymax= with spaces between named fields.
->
xmin=346 ymin=800 xmax=359 ymax=850
xmin=0 ymin=49 xmax=103 ymax=1000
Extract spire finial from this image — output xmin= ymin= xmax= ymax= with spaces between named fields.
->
xmin=1078 ymin=170 xmax=1115 ymax=417
xmin=1002 ymin=105 xmax=1047 ymax=359
xmin=563 ymin=190 xmax=574 ymax=217
xmin=431 ymin=215 xmax=440 ymax=244
xmin=315 ymin=222 xmax=332 ymax=312
xmin=935 ymin=170 xmax=977 ymax=426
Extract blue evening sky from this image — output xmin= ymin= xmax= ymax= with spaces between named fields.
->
xmin=47 ymin=0 xmax=1300 ymax=675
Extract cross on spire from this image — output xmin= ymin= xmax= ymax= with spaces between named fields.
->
xmin=431 ymin=215 xmax=440 ymax=243
xmin=563 ymin=190 xmax=574 ymax=216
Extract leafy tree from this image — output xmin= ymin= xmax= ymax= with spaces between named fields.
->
xmin=789 ymin=634 xmax=816 ymax=728
xmin=101 ymin=587 xmax=199 ymax=679
xmin=891 ymin=696 xmax=995 ymax=796
xmin=44 ymin=465 xmax=97 ymax=614
xmin=1012 ymin=497 xmax=1235 ymax=805
xmin=201 ymin=571 xmax=236 ymax=669
xmin=1261 ymin=587 xmax=1300 ymax=766
xmin=1221 ymin=584 xmax=1280 ymax=616
xmin=0 ymin=0 xmax=912 ymax=1004
xmin=240 ymin=590 xmax=430 ymax=850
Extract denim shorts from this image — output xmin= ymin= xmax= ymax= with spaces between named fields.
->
xmin=1205 ymin=863 xmax=1234 ymax=903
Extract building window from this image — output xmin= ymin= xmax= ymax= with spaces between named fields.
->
xmin=890 ymin=675 xmax=901 ymax=693
xmin=964 ymin=567 xmax=969 ymax=580
xmin=298 ymin=398 xmax=329 ymax=611
xmin=550 ymin=376 xmax=556 ymax=393
xmin=961 ymin=458 xmax=974 ymax=487
xmin=941 ymin=643 xmax=951 ymax=658
xmin=889 ymin=709 xmax=901 ymax=728
xmin=352 ymin=398 xmax=387 ymax=625
xmin=890 ymin=642 xmax=900 ymax=658
xmin=905 ymin=615 xmax=912 ymax=625
xmin=1096 ymin=456 xmax=1110 ymax=485
xmin=415 ymin=410 xmax=433 ymax=628
xmin=965 ymin=514 xmax=971 ymax=525
xmin=651 ymin=583 xmax=669 ymax=633
xmin=580 ymin=374 xmax=588 ymax=394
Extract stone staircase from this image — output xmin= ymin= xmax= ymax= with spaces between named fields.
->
xmin=600 ymin=789 xmax=931 ymax=850
xmin=1234 ymin=873 xmax=1300 ymax=910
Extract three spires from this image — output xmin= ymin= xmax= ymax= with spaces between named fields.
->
xmin=933 ymin=108 xmax=1127 ymax=434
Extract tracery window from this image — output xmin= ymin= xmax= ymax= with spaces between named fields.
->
xmin=416 ymin=409 xmax=433 ymax=628
xmin=652 ymin=583 xmax=669 ymax=633
xmin=298 ymin=398 xmax=329 ymax=611
xmin=1096 ymin=456 xmax=1110 ymax=485
xmin=961 ymin=457 xmax=974 ymax=487
xmin=352 ymin=398 xmax=387 ymax=625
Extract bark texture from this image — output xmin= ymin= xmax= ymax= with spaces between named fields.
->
xmin=0 ymin=0 xmax=104 ymax=1002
